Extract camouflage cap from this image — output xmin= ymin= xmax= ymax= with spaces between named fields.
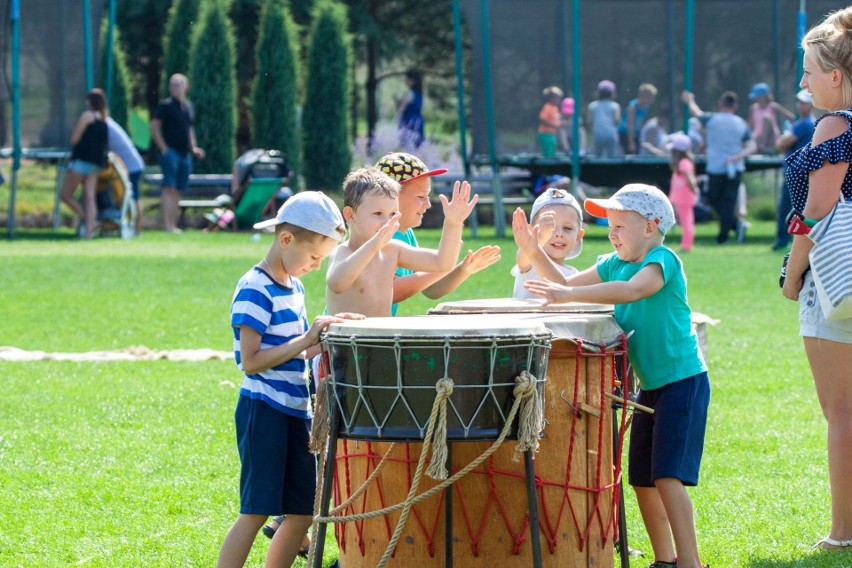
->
xmin=375 ymin=152 xmax=447 ymax=184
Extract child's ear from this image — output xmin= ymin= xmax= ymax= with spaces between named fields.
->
xmin=278 ymin=230 xmax=294 ymax=247
xmin=343 ymin=206 xmax=355 ymax=222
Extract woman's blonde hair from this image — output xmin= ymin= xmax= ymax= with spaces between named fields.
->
xmin=802 ymin=6 xmax=852 ymax=104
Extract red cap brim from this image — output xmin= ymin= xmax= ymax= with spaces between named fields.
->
xmin=399 ymin=168 xmax=448 ymax=184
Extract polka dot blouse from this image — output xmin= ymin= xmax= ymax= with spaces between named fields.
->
xmin=784 ymin=109 xmax=852 ymax=212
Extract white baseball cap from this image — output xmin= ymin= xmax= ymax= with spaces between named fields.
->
xmin=530 ymin=187 xmax=584 ymax=258
xmin=585 ymin=184 xmax=676 ymax=235
xmin=795 ymin=89 xmax=813 ymax=104
xmin=253 ymin=191 xmax=346 ymax=242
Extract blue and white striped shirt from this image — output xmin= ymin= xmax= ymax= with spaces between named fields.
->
xmin=231 ymin=267 xmax=312 ymax=418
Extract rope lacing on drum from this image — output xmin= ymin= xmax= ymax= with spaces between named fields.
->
xmin=426 ymin=377 xmax=454 ymax=480
xmin=310 ymin=371 xmax=544 ymax=568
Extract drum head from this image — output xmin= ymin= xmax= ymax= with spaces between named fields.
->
xmin=430 ymin=298 xmax=614 ymax=315
xmin=325 ymin=314 xmax=550 ymax=339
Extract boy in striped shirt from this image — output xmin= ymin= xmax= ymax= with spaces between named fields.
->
xmin=217 ymin=192 xmax=360 ymax=568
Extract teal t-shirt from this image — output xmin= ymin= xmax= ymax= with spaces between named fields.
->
xmin=596 ymin=245 xmax=706 ymax=390
xmin=391 ymin=228 xmax=419 ymax=316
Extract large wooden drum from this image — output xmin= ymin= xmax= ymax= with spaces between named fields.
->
xmin=324 ymin=309 xmax=626 ymax=568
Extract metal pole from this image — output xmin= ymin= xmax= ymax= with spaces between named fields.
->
xmin=797 ymin=0 xmax=807 ymax=86
xmin=667 ymin=0 xmax=677 ymax=130
xmin=524 ymin=451 xmax=543 ymax=568
xmin=683 ymin=0 xmax=695 ymax=133
xmin=772 ymin=0 xmax=781 ymax=100
xmin=8 ymin=0 xmax=21 ymax=238
xmin=444 ymin=444 xmax=453 ymax=567
xmin=105 ymin=0 xmax=116 ymax=102
xmin=83 ymin=0 xmax=93 ymax=91
xmin=452 ymin=1 xmax=470 ymax=181
xmin=479 ymin=0 xmax=505 ymax=238
xmin=570 ymin=0 xmax=581 ymax=196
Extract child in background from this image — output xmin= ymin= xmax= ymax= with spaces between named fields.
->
xmin=666 ymin=133 xmax=699 ymax=252
xmin=511 ymin=187 xmax=585 ymax=299
xmin=525 ymin=184 xmax=709 ymax=568
xmin=747 ymin=82 xmax=795 ymax=154
xmin=538 ymin=86 xmax=564 ymax=158
xmin=620 ymin=83 xmax=658 ymax=154
xmin=325 ymin=167 xmax=476 ymax=317
xmin=559 ymin=97 xmax=585 ymax=154
xmin=216 ymin=192 xmax=360 ymax=568
xmin=587 ymin=80 xmax=621 ymax=157
xmin=375 ymin=152 xmax=501 ymax=315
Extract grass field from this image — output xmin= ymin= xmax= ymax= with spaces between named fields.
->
xmin=0 ymin=220 xmax=848 ymax=567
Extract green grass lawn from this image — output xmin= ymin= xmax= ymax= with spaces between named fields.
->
xmin=0 ymin=221 xmax=847 ymax=567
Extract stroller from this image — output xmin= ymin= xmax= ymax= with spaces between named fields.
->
xmin=204 ymin=149 xmax=291 ymax=231
xmin=93 ymin=152 xmax=136 ymax=238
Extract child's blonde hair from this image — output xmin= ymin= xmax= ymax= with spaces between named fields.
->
xmin=343 ymin=167 xmax=400 ymax=211
xmin=543 ymin=86 xmax=564 ymax=100
xmin=638 ymin=83 xmax=658 ymax=97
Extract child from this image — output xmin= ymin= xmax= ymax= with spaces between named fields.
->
xmin=620 ymin=83 xmax=658 ymax=154
xmin=525 ymin=184 xmax=710 ymax=568
xmin=375 ymin=152 xmax=501 ymax=314
xmin=217 ymin=192 xmax=358 ymax=568
xmin=747 ymin=82 xmax=795 ymax=154
xmin=511 ymin=187 xmax=585 ymax=299
xmin=538 ymin=86 xmax=564 ymax=158
xmin=666 ymin=133 xmax=699 ymax=252
xmin=587 ymin=80 xmax=621 ymax=157
xmin=325 ymin=167 xmax=476 ymax=318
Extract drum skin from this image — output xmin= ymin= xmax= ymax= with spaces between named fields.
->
xmin=327 ymin=314 xmax=624 ymax=568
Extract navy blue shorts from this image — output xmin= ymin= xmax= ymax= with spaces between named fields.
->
xmin=628 ymin=372 xmax=710 ymax=488
xmin=234 ymin=396 xmax=317 ymax=516
xmin=158 ymin=147 xmax=192 ymax=192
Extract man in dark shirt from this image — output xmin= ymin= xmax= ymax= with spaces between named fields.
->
xmin=150 ymin=73 xmax=205 ymax=233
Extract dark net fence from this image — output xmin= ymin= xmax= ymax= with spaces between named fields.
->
xmin=462 ymin=0 xmax=845 ymax=156
xmin=1 ymin=0 xmax=104 ymax=149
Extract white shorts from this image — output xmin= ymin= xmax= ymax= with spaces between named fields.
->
xmin=799 ymin=272 xmax=852 ymax=343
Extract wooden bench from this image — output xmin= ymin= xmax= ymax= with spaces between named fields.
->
xmin=144 ymin=173 xmax=234 ymax=226
xmin=431 ymin=171 xmax=535 ymax=236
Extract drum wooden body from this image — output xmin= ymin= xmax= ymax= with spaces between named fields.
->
xmin=328 ymin=313 xmax=626 ymax=568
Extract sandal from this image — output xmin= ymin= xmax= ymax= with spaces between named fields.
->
xmin=811 ymin=536 xmax=852 ymax=552
xmin=261 ymin=515 xmax=286 ymax=540
xmin=649 ymin=562 xmax=677 ymax=568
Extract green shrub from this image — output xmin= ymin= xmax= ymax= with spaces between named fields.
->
xmin=98 ymin=20 xmax=132 ymax=131
xmin=252 ymin=0 xmax=301 ymax=187
xmin=189 ymin=1 xmax=237 ymax=174
xmin=302 ymin=0 xmax=352 ymax=191
xmin=161 ymin=0 xmax=203 ymax=96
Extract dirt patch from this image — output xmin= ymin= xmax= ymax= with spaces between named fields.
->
xmin=0 ymin=345 xmax=232 ymax=362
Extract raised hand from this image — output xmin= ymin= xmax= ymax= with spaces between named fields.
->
xmin=440 ymin=181 xmax=479 ymax=226
xmin=459 ymin=245 xmax=501 ymax=275
xmin=512 ymin=207 xmax=541 ymax=256
xmin=535 ymin=210 xmax=556 ymax=245
xmin=367 ymin=212 xmax=401 ymax=252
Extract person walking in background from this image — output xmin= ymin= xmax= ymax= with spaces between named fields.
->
xmin=666 ymin=133 xmax=700 ymax=252
xmin=682 ymin=90 xmax=756 ymax=244
xmin=397 ymin=70 xmax=425 ymax=150
xmin=59 ymin=88 xmax=109 ymax=239
xmin=106 ymin=117 xmax=145 ymax=235
xmin=781 ymin=6 xmax=852 ymax=552
xmin=620 ymin=83 xmax=658 ymax=154
xmin=538 ymin=86 xmax=564 ymax=158
xmin=772 ymin=89 xmax=816 ymax=251
xmin=587 ymin=80 xmax=621 ymax=157
xmin=150 ymin=73 xmax=205 ymax=233
xmin=748 ymin=82 xmax=796 ymax=154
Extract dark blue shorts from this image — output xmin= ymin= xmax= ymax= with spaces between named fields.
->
xmin=628 ymin=371 xmax=710 ymax=488
xmin=158 ymin=147 xmax=192 ymax=192
xmin=234 ymin=396 xmax=317 ymax=516
xmin=129 ymin=170 xmax=142 ymax=201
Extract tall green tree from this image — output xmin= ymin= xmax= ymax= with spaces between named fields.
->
xmin=302 ymin=0 xmax=352 ymax=191
xmin=98 ymin=20 xmax=132 ymax=131
xmin=116 ymin=0 xmax=171 ymax=113
xmin=252 ymin=0 xmax=301 ymax=185
xmin=161 ymin=0 xmax=203 ymax=95
xmin=189 ymin=1 xmax=237 ymax=173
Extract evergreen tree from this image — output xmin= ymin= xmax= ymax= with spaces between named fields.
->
xmin=161 ymin=0 xmax=202 ymax=96
xmin=98 ymin=20 xmax=132 ymax=131
xmin=302 ymin=0 xmax=352 ymax=191
xmin=189 ymin=1 xmax=237 ymax=173
xmin=252 ymin=0 xmax=301 ymax=186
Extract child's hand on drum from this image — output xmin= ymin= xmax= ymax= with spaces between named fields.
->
xmin=332 ymin=312 xmax=366 ymax=321
xmin=439 ymin=181 xmax=479 ymax=226
xmin=306 ymin=315 xmax=347 ymax=344
xmin=459 ymin=245 xmax=501 ymax=276
xmin=524 ymin=278 xmax=573 ymax=306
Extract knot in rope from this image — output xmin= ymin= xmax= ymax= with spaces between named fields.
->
xmin=426 ymin=377 xmax=454 ymax=480
xmin=512 ymin=370 xmax=545 ymax=462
